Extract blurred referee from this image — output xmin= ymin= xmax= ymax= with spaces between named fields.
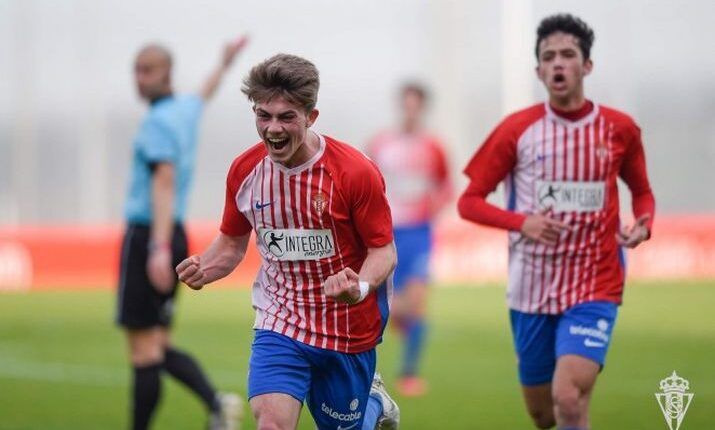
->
xmin=117 ymin=36 xmax=247 ymax=430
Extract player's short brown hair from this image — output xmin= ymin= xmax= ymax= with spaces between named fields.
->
xmin=242 ymin=54 xmax=320 ymax=112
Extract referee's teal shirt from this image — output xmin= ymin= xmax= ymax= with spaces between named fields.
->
xmin=124 ymin=95 xmax=204 ymax=224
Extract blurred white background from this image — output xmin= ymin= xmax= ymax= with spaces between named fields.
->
xmin=1 ymin=0 xmax=713 ymax=224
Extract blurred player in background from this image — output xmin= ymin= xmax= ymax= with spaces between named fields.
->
xmin=458 ymin=14 xmax=655 ymax=430
xmin=117 ymin=36 xmax=248 ymax=430
xmin=366 ymin=83 xmax=451 ymax=397
xmin=176 ymin=53 xmax=400 ymax=430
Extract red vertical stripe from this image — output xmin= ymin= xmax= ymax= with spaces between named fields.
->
xmin=319 ymin=174 xmax=342 ymax=351
xmin=571 ymin=125 xmax=585 ymax=306
xmin=550 ymin=121 xmax=561 ymax=313
xmin=569 ymin=127 xmax=583 ymax=307
xmin=282 ymin=172 xmax=302 ymax=336
xmin=326 ymin=178 xmax=350 ymax=351
xmin=536 ymin=118 xmax=549 ymax=311
xmin=590 ymin=116 xmax=607 ymax=300
xmin=585 ymin=120 xmax=599 ymax=301
xmin=560 ymin=126 xmax=572 ymax=311
xmin=555 ymin=125 xmax=570 ymax=312
xmin=306 ymin=167 xmax=326 ymax=348
xmin=316 ymin=167 xmax=336 ymax=351
xmin=301 ymin=169 xmax=317 ymax=346
xmin=525 ymin=126 xmax=536 ymax=311
xmin=277 ymin=170 xmax=296 ymax=336
xmin=576 ymin=123 xmax=591 ymax=305
xmin=288 ymin=173 xmax=309 ymax=339
xmin=560 ymin=124 xmax=578 ymax=312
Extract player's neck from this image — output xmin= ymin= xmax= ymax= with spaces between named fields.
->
xmin=549 ymin=89 xmax=586 ymax=112
xmin=401 ymin=120 xmax=422 ymax=135
xmin=549 ymin=95 xmax=593 ymax=121
xmin=283 ymin=131 xmax=320 ymax=168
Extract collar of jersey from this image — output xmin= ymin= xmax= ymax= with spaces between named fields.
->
xmin=271 ymin=131 xmax=326 ymax=175
xmin=545 ymin=101 xmax=600 ymax=128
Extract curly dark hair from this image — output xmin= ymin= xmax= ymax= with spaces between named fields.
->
xmin=535 ymin=14 xmax=595 ymax=60
xmin=242 ymin=54 xmax=320 ymax=112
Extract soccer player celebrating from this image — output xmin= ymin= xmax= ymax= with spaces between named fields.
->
xmin=117 ymin=37 xmax=247 ymax=430
xmin=176 ymin=54 xmax=400 ymax=430
xmin=366 ymin=83 xmax=451 ymax=397
xmin=458 ymin=14 xmax=655 ymax=430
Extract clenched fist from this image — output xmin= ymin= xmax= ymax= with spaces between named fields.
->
xmin=323 ymin=267 xmax=365 ymax=305
xmin=176 ymin=255 xmax=207 ymax=290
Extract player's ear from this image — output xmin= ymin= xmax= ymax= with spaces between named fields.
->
xmin=306 ymin=109 xmax=319 ymax=128
xmin=535 ymin=64 xmax=546 ymax=83
xmin=583 ymin=58 xmax=593 ymax=76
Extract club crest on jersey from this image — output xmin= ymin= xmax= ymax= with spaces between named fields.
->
xmin=312 ymin=192 xmax=328 ymax=217
xmin=595 ymin=141 xmax=608 ymax=160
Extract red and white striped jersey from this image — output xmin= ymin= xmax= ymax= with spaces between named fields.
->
xmin=461 ymin=101 xmax=655 ymax=314
xmin=221 ymin=134 xmax=394 ymax=353
xmin=367 ymin=131 xmax=451 ymax=227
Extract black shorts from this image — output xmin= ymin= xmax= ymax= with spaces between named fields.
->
xmin=116 ymin=223 xmax=188 ymax=329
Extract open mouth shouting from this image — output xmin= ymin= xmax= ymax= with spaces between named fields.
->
xmin=266 ymin=136 xmax=291 ymax=152
xmin=551 ymin=72 xmax=567 ymax=91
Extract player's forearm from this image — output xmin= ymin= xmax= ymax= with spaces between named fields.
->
xmin=198 ymin=233 xmax=249 ymax=284
xmin=631 ymin=190 xmax=656 ymax=233
xmin=358 ymin=242 xmax=397 ymax=292
xmin=150 ymin=164 xmax=176 ymax=246
xmin=620 ymin=136 xmax=655 ymax=232
xmin=458 ymin=187 xmax=526 ymax=231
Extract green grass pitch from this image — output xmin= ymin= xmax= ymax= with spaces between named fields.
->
xmin=0 ymin=281 xmax=713 ymax=429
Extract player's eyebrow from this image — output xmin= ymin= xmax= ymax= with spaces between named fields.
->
xmin=540 ymin=46 xmax=577 ymax=57
xmin=256 ymin=108 xmax=298 ymax=118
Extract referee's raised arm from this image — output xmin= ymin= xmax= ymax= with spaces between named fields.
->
xmin=200 ymin=35 xmax=249 ymax=101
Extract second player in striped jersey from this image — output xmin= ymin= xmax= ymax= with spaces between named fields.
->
xmin=458 ymin=14 xmax=655 ymax=430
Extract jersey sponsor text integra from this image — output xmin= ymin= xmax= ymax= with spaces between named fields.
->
xmin=259 ymin=228 xmax=336 ymax=261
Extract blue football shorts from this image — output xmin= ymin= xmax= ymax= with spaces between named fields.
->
xmin=393 ymin=223 xmax=433 ymax=292
xmin=509 ymin=300 xmax=619 ymax=386
xmin=248 ymin=329 xmax=376 ymax=429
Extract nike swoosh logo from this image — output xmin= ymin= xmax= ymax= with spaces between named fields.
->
xmin=254 ymin=201 xmax=273 ymax=210
xmin=584 ymin=338 xmax=606 ymax=348
xmin=337 ymin=423 xmax=359 ymax=430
